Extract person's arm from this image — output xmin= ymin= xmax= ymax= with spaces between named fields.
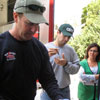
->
xmin=63 ymin=50 xmax=80 ymax=74
xmin=79 ymin=67 xmax=97 ymax=83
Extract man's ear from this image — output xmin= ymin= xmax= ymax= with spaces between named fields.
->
xmin=13 ymin=12 xmax=18 ymax=22
xmin=57 ymin=30 xmax=60 ymax=35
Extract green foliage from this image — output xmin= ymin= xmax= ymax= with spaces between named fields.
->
xmin=81 ymin=0 xmax=100 ymax=27
xmin=68 ymin=0 xmax=100 ymax=60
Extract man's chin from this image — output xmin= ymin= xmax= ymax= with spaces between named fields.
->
xmin=26 ymin=34 xmax=33 ymax=40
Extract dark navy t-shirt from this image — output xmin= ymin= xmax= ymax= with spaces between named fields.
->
xmin=0 ymin=31 xmax=63 ymax=100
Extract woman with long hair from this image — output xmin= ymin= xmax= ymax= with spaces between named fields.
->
xmin=78 ymin=43 xmax=100 ymax=100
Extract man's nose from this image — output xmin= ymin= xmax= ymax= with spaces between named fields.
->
xmin=31 ymin=24 xmax=39 ymax=32
xmin=65 ymin=37 xmax=70 ymax=42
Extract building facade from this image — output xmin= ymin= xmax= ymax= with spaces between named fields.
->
xmin=0 ymin=0 xmax=51 ymax=43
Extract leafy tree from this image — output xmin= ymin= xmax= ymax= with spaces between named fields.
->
xmin=68 ymin=0 xmax=100 ymax=60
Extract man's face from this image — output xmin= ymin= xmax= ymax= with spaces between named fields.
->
xmin=14 ymin=12 xmax=39 ymax=41
xmin=57 ymin=31 xmax=71 ymax=46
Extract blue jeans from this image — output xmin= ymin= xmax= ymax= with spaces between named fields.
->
xmin=40 ymin=86 xmax=70 ymax=100
xmin=40 ymin=90 xmax=51 ymax=100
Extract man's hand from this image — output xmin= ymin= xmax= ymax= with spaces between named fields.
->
xmin=48 ymin=48 xmax=59 ymax=57
xmin=54 ymin=53 xmax=67 ymax=66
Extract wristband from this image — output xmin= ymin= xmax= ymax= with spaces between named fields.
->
xmin=63 ymin=62 xmax=68 ymax=67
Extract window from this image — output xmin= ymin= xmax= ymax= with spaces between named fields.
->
xmin=8 ymin=0 xmax=16 ymax=23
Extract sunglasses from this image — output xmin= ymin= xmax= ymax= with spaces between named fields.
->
xmin=15 ymin=4 xmax=45 ymax=13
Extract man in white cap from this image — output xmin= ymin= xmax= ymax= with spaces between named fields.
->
xmin=0 ymin=0 xmax=68 ymax=100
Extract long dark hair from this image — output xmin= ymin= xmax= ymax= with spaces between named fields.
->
xmin=85 ymin=43 xmax=100 ymax=61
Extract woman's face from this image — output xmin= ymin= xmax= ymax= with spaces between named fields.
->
xmin=88 ymin=46 xmax=99 ymax=60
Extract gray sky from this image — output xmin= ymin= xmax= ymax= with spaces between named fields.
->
xmin=54 ymin=0 xmax=92 ymax=35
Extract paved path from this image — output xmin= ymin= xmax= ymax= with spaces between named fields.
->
xmin=35 ymin=74 xmax=79 ymax=100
